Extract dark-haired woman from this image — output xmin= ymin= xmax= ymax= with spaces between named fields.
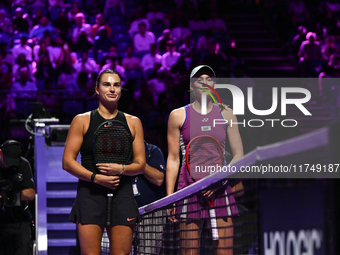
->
xmin=62 ymin=69 xmax=145 ymax=255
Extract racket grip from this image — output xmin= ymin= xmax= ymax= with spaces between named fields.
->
xmin=106 ymin=191 xmax=114 ymax=225
xmin=209 ymin=205 xmax=219 ymax=240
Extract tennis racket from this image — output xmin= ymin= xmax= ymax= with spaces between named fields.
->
xmin=185 ymin=135 xmax=225 ymax=240
xmin=93 ymin=119 xmax=133 ymax=226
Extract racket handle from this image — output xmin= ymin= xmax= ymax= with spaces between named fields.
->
xmin=208 ymin=199 xmax=219 ymax=240
xmin=106 ymin=191 xmax=114 ymax=225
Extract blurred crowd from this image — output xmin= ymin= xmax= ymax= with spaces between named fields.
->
xmin=266 ymin=0 xmax=340 ymax=100
xmin=1 ymin=0 xmax=340 ymax=155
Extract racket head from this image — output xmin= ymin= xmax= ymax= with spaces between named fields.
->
xmin=185 ymin=135 xmax=224 ymax=181
xmin=93 ymin=120 xmax=133 ymax=165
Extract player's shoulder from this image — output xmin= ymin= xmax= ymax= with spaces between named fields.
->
xmin=168 ymin=106 xmax=187 ymax=127
xmin=72 ymin=111 xmax=91 ymax=121
xmin=70 ymin=111 xmax=91 ymax=128
xmin=124 ymin=112 xmax=142 ymax=124
xmin=170 ymin=106 xmax=186 ymax=118
xmin=124 ymin=112 xmax=139 ymax=120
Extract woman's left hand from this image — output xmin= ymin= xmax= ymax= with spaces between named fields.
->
xmin=202 ymin=188 xmax=217 ymax=200
xmin=96 ymin=163 xmax=122 ymax=176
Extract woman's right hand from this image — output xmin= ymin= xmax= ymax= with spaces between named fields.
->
xmin=167 ymin=205 xmax=178 ymax=222
xmin=95 ymin=174 xmax=121 ymax=190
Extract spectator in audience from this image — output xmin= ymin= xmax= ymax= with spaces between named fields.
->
xmin=12 ymin=35 xmax=32 ymax=63
xmin=12 ymin=7 xmax=29 ymax=33
xmin=11 ymin=67 xmax=38 ymax=98
xmin=56 ymin=42 xmax=78 ymax=74
xmin=292 ymin=25 xmax=307 ymax=58
xmin=13 ymin=53 xmax=33 ymax=82
xmin=93 ymin=26 xmax=111 ymax=59
xmin=91 ymin=13 xmax=112 ymax=38
xmin=52 ymin=8 xmax=71 ymax=41
xmin=0 ymin=42 xmax=15 ymax=67
xmin=33 ymin=37 xmax=55 ymax=66
xmin=0 ymin=55 xmax=13 ymax=90
xmin=321 ymin=35 xmax=339 ymax=61
xmin=34 ymin=53 xmax=56 ymax=85
xmin=119 ymin=78 xmax=138 ymax=113
xmin=172 ymin=19 xmax=191 ymax=44
xmin=56 ymin=54 xmax=79 ymax=93
xmin=157 ymin=29 xmax=175 ymax=54
xmin=30 ymin=16 xmax=57 ymax=40
xmin=77 ymin=70 xmax=90 ymax=91
xmin=128 ymin=11 xmax=150 ymax=38
xmin=74 ymin=51 xmax=98 ymax=74
xmin=161 ymin=40 xmax=181 ymax=71
xmin=170 ymin=49 xmax=189 ymax=76
xmin=100 ymin=53 xmax=125 ymax=81
xmin=178 ymin=34 xmax=195 ymax=59
xmin=196 ymin=30 xmax=215 ymax=52
xmin=97 ymin=42 xmax=121 ymax=67
xmin=298 ymin=32 xmax=322 ymax=76
xmin=318 ymin=53 xmax=340 ymax=97
xmin=67 ymin=2 xmax=81 ymax=23
xmin=147 ymin=69 xmax=167 ymax=105
xmin=99 ymin=54 xmax=112 ymax=69
xmin=122 ymin=45 xmax=141 ymax=70
xmin=31 ymin=8 xmax=44 ymax=27
xmin=107 ymin=42 xmax=118 ymax=56
xmin=298 ymin=32 xmax=322 ymax=62
xmin=141 ymin=43 xmax=162 ymax=74
xmin=0 ymin=8 xmax=12 ymax=34
xmin=72 ymin=12 xmax=92 ymax=44
xmin=50 ymin=36 xmax=65 ymax=66
xmin=133 ymin=22 xmax=155 ymax=53
xmin=80 ymin=71 xmax=98 ymax=96
xmin=75 ymin=28 xmax=94 ymax=53
xmin=136 ymin=86 xmax=158 ymax=129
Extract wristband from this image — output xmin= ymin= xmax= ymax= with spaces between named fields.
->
xmin=91 ymin=173 xmax=97 ymax=183
xmin=120 ymin=164 xmax=125 ymax=175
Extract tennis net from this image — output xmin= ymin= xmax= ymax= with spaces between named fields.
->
xmin=131 ymin=121 xmax=339 ymax=255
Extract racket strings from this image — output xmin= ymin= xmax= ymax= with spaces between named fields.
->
xmin=94 ymin=124 xmax=132 ymax=164
xmin=187 ymin=137 xmax=224 ymax=180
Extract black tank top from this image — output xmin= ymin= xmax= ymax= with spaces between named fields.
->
xmin=80 ymin=109 xmax=130 ymax=173
xmin=70 ymin=109 xmax=140 ymax=225
xmin=77 ymin=109 xmax=134 ymax=206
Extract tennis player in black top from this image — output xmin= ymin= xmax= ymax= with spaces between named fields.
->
xmin=62 ymin=69 xmax=145 ymax=255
